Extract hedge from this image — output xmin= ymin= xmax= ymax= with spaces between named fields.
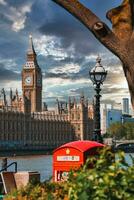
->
xmin=5 ymin=147 xmax=134 ymax=200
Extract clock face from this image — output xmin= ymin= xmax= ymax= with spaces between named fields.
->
xmin=25 ymin=76 xmax=32 ymax=84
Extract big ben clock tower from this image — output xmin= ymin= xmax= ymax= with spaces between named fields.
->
xmin=22 ymin=35 xmax=42 ymax=113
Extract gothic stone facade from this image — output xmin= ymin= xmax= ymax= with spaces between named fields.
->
xmin=0 ymin=100 xmax=93 ymax=150
xmin=0 ymin=36 xmax=93 ymax=151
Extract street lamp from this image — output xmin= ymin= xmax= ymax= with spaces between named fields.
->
xmin=89 ymin=56 xmax=107 ymax=143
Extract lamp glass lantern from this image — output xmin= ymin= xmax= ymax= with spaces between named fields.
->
xmin=89 ymin=56 xmax=107 ymax=143
xmin=90 ymin=56 xmax=107 ymax=86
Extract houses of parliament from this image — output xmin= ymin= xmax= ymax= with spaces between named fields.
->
xmin=0 ymin=36 xmax=94 ymax=151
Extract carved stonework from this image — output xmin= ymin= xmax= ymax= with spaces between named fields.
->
xmin=22 ymin=35 xmax=42 ymax=113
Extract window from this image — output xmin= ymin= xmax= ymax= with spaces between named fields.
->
xmin=78 ymin=124 xmax=80 ymax=131
xmin=72 ymin=114 xmax=74 ymax=120
xmin=77 ymin=114 xmax=80 ymax=120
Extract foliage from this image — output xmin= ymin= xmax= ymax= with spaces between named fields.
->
xmin=107 ymin=122 xmax=134 ymax=140
xmin=5 ymin=147 xmax=134 ymax=200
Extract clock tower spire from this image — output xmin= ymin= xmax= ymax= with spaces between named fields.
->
xmin=22 ymin=35 xmax=42 ymax=113
xmin=27 ymin=34 xmax=36 ymax=59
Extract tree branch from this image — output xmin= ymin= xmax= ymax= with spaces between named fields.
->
xmin=52 ymin=0 xmax=134 ymax=109
xmin=107 ymin=0 xmax=133 ymax=41
xmin=130 ymin=0 xmax=134 ymax=40
xmin=52 ymin=0 xmax=121 ymax=57
xmin=53 ymin=0 xmax=100 ymax=29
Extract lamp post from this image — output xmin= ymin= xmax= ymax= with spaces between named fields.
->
xmin=89 ymin=56 xmax=107 ymax=143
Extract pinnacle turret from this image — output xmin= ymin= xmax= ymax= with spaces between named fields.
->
xmin=24 ymin=35 xmax=39 ymax=68
xmin=27 ymin=34 xmax=36 ymax=55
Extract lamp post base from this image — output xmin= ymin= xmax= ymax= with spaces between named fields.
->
xmin=92 ymin=130 xmax=103 ymax=143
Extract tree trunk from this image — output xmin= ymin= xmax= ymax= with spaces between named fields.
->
xmin=123 ymin=58 xmax=134 ymax=110
xmin=52 ymin=0 xmax=134 ymax=110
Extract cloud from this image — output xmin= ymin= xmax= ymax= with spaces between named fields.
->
xmin=0 ymin=2 xmax=33 ymax=32
xmin=34 ymin=35 xmax=69 ymax=58
xmin=103 ymin=88 xmax=128 ymax=95
xmin=10 ymin=4 xmax=32 ymax=32
xmin=44 ymin=62 xmax=86 ymax=80
xmin=0 ymin=58 xmax=17 ymax=70
xmin=48 ymin=63 xmax=80 ymax=74
xmin=38 ymin=0 xmax=123 ymax=58
xmin=0 ymin=0 xmax=131 ymax=108
xmin=0 ymin=0 xmax=7 ymax=5
xmin=104 ymin=66 xmax=128 ymax=90
xmin=38 ymin=5 xmax=101 ymax=57
xmin=35 ymin=0 xmax=129 ymax=107
xmin=0 ymin=62 xmax=20 ymax=82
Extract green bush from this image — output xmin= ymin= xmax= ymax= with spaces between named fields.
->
xmin=5 ymin=147 xmax=134 ymax=200
xmin=107 ymin=122 xmax=134 ymax=140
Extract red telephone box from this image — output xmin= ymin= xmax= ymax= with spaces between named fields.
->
xmin=53 ymin=140 xmax=104 ymax=182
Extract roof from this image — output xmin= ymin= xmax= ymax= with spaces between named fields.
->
xmin=27 ymin=35 xmax=36 ymax=55
xmin=54 ymin=140 xmax=105 ymax=153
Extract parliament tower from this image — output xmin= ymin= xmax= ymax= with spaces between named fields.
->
xmin=22 ymin=35 xmax=42 ymax=113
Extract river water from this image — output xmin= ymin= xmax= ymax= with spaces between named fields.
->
xmin=0 ymin=155 xmax=52 ymax=182
xmin=0 ymin=154 xmax=133 ymax=182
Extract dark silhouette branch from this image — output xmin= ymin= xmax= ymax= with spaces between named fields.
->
xmin=52 ymin=0 xmax=121 ymax=57
xmin=52 ymin=0 xmax=134 ymax=109
xmin=107 ymin=0 xmax=133 ymax=41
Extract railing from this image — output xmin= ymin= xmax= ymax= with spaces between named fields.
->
xmin=0 ymin=162 xmax=17 ymax=173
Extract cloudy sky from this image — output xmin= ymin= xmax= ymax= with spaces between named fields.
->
xmin=0 ymin=0 xmax=131 ymax=109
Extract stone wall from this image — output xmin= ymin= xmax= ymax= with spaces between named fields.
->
xmin=0 ymin=111 xmax=74 ymax=150
xmin=0 ymin=109 xmax=93 ymax=151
